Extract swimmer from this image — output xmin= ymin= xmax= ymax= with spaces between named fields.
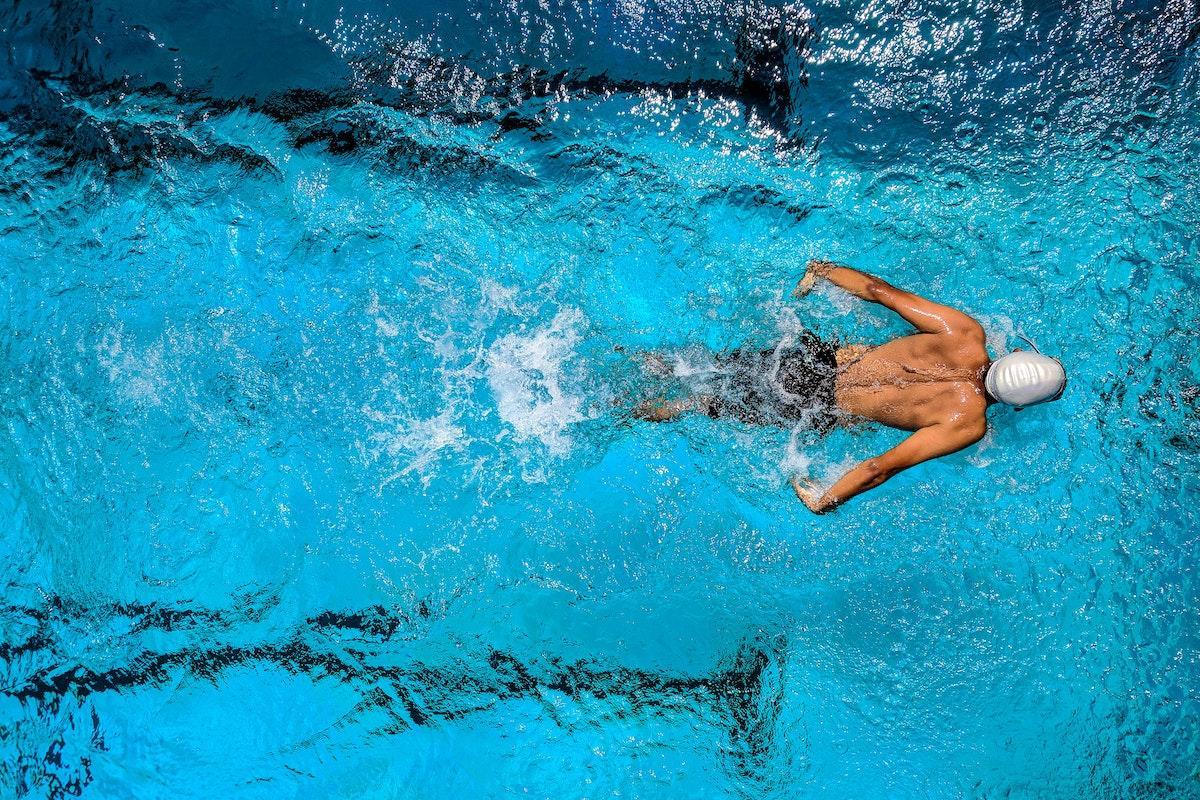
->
xmin=634 ymin=259 xmax=1067 ymax=513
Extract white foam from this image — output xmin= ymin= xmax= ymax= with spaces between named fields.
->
xmin=812 ymin=282 xmax=859 ymax=316
xmin=96 ymin=326 xmax=166 ymax=408
xmin=668 ymin=350 xmax=718 ymax=381
xmin=781 ymin=428 xmax=816 ymax=481
xmin=368 ymin=408 xmax=467 ymax=490
xmin=965 ymin=425 xmax=997 ymax=469
xmin=478 ymin=278 xmax=530 ymax=318
xmin=780 ymin=429 xmax=861 ymax=492
xmin=366 ymin=290 xmax=401 ymax=338
xmin=977 ymin=313 xmax=1017 ymax=354
xmin=486 ymin=308 xmax=589 ymax=455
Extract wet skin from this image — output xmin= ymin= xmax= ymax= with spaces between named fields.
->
xmin=790 ymin=260 xmax=991 ymax=512
xmin=635 ymin=260 xmax=993 ymax=513
xmin=833 ymin=331 xmax=989 ymax=433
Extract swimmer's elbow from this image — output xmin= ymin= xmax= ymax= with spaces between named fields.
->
xmin=953 ymin=319 xmax=987 ymax=342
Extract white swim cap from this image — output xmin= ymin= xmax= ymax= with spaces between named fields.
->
xmin=985 ymin=351 xmax=1066 ymax=407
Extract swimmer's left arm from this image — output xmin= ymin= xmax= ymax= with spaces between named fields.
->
xmin=795 ymin=260 xmax=983 ymax=337
xmin=792 ymin=422 xmax=985 ymax=513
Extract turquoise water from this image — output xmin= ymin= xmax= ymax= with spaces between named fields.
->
xmin=1 ymin=1 xmax=1198 ymax=797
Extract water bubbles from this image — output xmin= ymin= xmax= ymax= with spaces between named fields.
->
xmin=486 ymin=307 xmax=591 ymax=455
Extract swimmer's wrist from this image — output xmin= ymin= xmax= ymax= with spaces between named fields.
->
xmin=796 ymin=260 xmax=833 ymax=297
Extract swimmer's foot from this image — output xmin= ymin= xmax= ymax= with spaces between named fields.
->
xmin=632 ymin=397 xmax=683 ymax=422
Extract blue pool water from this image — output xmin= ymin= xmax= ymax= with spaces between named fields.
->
xmin=1 ymin=1 xmax=1198 ymax=797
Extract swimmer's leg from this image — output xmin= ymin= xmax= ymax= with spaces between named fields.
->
xmin=632 ymin=394 xmax=717 ymax=422
xmin=628 ymin=347 xmax=711 ymax=421
xmin=639 ymin=351 xmax=673 ymax=377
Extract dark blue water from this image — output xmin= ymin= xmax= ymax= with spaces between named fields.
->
xmin=1 ymin=1 xmax=1198 ymax=798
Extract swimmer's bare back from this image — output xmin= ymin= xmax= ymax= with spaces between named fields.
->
xmin=791 ymin=260 xmax=989 ymax=513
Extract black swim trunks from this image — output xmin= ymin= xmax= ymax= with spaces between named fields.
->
xmin=705 ymin=331 xmax=841 ymax=431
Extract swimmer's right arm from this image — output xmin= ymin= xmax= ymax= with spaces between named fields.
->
xmin=795 ymin=260 xmax=983 ymax=337
xmin=793 ymin=419 xmax=986 ymax=513
xmin=794 ymin=259 xmax=875 ymax=299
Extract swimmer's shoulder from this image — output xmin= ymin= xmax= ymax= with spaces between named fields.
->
xmin=943 ymin=384 xmax=989 ymax=439
xmin=936 ymin=323 xmax=989 ymax=369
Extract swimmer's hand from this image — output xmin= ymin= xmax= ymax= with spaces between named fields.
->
xmin=793 ymin=259 xmax=838 ymax=297
xmin=790 ymin=475 xmax=830 ymax=514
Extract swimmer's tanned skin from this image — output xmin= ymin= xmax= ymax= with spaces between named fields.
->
xmin=784 ymin=260 xmax=990 ymax=513
xmin=636 ymin=259 xmax=1067 ymax=513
